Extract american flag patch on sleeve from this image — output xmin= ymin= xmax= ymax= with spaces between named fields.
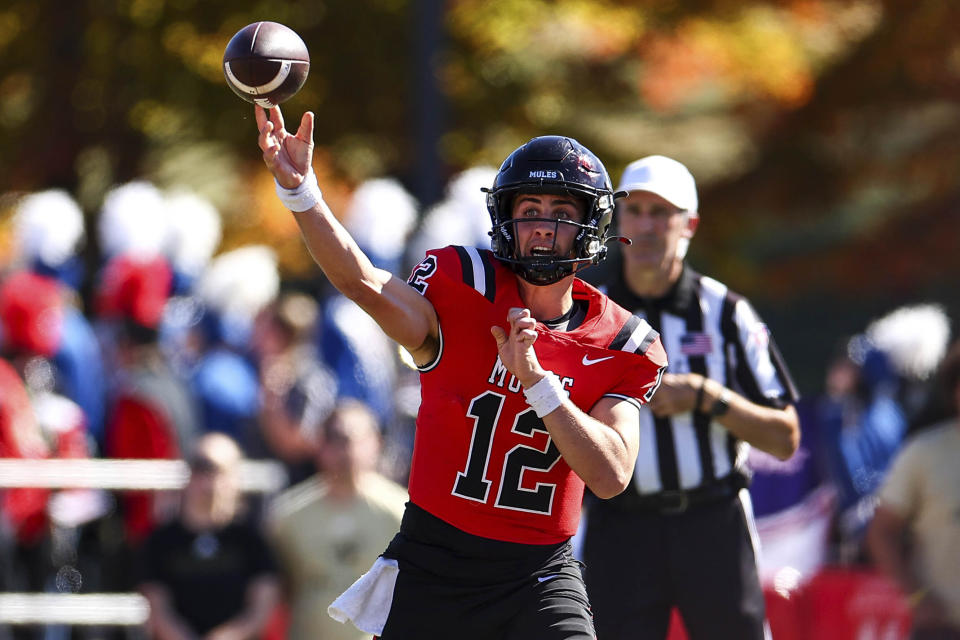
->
xmin=680 ymin=332 xmax=713 ymax=355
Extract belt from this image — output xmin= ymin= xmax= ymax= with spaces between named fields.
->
xmin=599 ymin=474 xmax=748 ymax=516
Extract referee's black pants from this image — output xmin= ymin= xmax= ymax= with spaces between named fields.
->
xmin=582 ymin=491 xmax=768 ymax=640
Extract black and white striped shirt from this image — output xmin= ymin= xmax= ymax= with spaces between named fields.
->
xmin=584 ymin=258 xmax=799 ymax=496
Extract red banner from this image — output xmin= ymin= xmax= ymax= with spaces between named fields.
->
xmin=665 ymin=568 xmax=911 ymax=640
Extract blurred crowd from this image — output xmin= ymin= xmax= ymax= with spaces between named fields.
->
xmin=0 ymin=168 xmax=956 ymax=639
xmin=748 ymin=303 xmax=953 ymax=576
xmin=0 ymin=167 xmax=494 ymax=640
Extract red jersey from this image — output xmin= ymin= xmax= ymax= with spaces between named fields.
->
xmin=405 ymin=246 xmax=667 ymax=544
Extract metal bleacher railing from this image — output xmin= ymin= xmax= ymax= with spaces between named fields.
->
xmin=0 ymin=457 xmax=287 ymax=627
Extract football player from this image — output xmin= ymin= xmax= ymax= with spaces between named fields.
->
xmin=255 ymin=105 xmax=666 ymax=640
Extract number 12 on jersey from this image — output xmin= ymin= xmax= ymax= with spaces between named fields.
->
xmin=453 ymin=391 xmax=562 ymax=515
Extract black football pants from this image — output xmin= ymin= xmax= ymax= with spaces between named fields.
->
xmin=582 ymin=492 xmax=768 ymax=640
xmin=378 ymin=504 xmax=595 ymax=639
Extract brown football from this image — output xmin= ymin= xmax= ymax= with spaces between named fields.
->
xmin=223 ymin=21 xmax=310 ymax=108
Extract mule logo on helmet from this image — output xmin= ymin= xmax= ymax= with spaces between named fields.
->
xmin=577 ymin=154 xmax=599 ymax=175
xmin=529 ymin=170 xmax=558 ymax=179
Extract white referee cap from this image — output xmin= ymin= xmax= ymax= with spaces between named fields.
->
xmin=617 ymin=155 xmax=698 ymax=214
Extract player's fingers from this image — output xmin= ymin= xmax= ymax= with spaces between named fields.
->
xmin=506 ymin=307 xmax=530 ymax=325
xmin=255 ymin=105 xmax=267 ymax=130
xmin=514 ymin=316 xmax=537 ymax=333
xmin=490 ymin=326 xmax=507 ymax=348
xmin=258 ymin=120 xmax=273 ymax=148
xmin=518 ymin=329 xmax=538 ymax=344
xmin=272 ymin=105 xmax=286 ymax=132
xmin=296 ymin=111 xmax=315 ymax=143
xmin=261 ymin=128 xmax=284 ymax=163
xmin=659 ymin=373 xmax=681 ymax=388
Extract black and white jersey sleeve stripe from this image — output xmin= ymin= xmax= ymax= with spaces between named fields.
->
xmin=602 ymin=393 xmax=645 ymax=412
xmin=608 ymin=315 xmax=658 ymax=355
xmin=453 ymin=245 xmax=497 ymax=303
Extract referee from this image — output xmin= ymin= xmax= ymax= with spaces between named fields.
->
xmin=580 ymin=156 xmax=800 ymax=640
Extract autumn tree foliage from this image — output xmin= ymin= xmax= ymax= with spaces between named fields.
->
xmin=0 ymin=0 xmax=956 ymax=386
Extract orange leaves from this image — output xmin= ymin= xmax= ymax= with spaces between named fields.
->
xmin=637 ymin=6 xmax=849 ymax=113
xmin=232 ymin=148 xmax=356 ymax=280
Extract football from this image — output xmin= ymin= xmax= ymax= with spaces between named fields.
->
xmin=222 ymin=21 xmax=310 ymax=108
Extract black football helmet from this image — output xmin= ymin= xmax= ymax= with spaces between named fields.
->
xmin=484 ymin=135 xmax=620 ymax=285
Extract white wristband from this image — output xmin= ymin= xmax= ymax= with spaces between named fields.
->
xmin=522 ymin=372 xmax=566 ymax=418
xmin=275 ymin=169 xmax=322 ymax=212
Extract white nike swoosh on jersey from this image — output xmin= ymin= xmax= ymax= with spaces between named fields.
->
xmin=537 ymin=575 xmax=559 ymax=583
xmin=582 ymin=354 xmax=615 ymax=366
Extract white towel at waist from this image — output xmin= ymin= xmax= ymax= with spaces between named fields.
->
xmin=328 ymin=556 xmax=399 ymax=635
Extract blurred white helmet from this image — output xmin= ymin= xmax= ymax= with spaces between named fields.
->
xmin=98 ymin=181 xmax=168 ymax=259
xmin=164 ymin=190 xmax=222 ymax=278
xmin=13 ymin=190 xmax=85 ymax=267
xmin=446 ymin=166 xmax=498 ymax=213
xmin=408 ymin=166 xmax=497 ymax=262
xmin=867 ymin=303 xmax=951 ymax=381
xmin=196 ymin=245 xmax=279 ymax=323
xmin=344 ymin=178 xmax=418 ymax=267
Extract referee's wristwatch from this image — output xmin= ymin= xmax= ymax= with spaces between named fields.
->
xmin=710 ymin=386 xmax=731 ymax=417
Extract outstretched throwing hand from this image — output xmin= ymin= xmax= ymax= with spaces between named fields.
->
xmin=255 ymin=105 xmax=315 ymax=189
